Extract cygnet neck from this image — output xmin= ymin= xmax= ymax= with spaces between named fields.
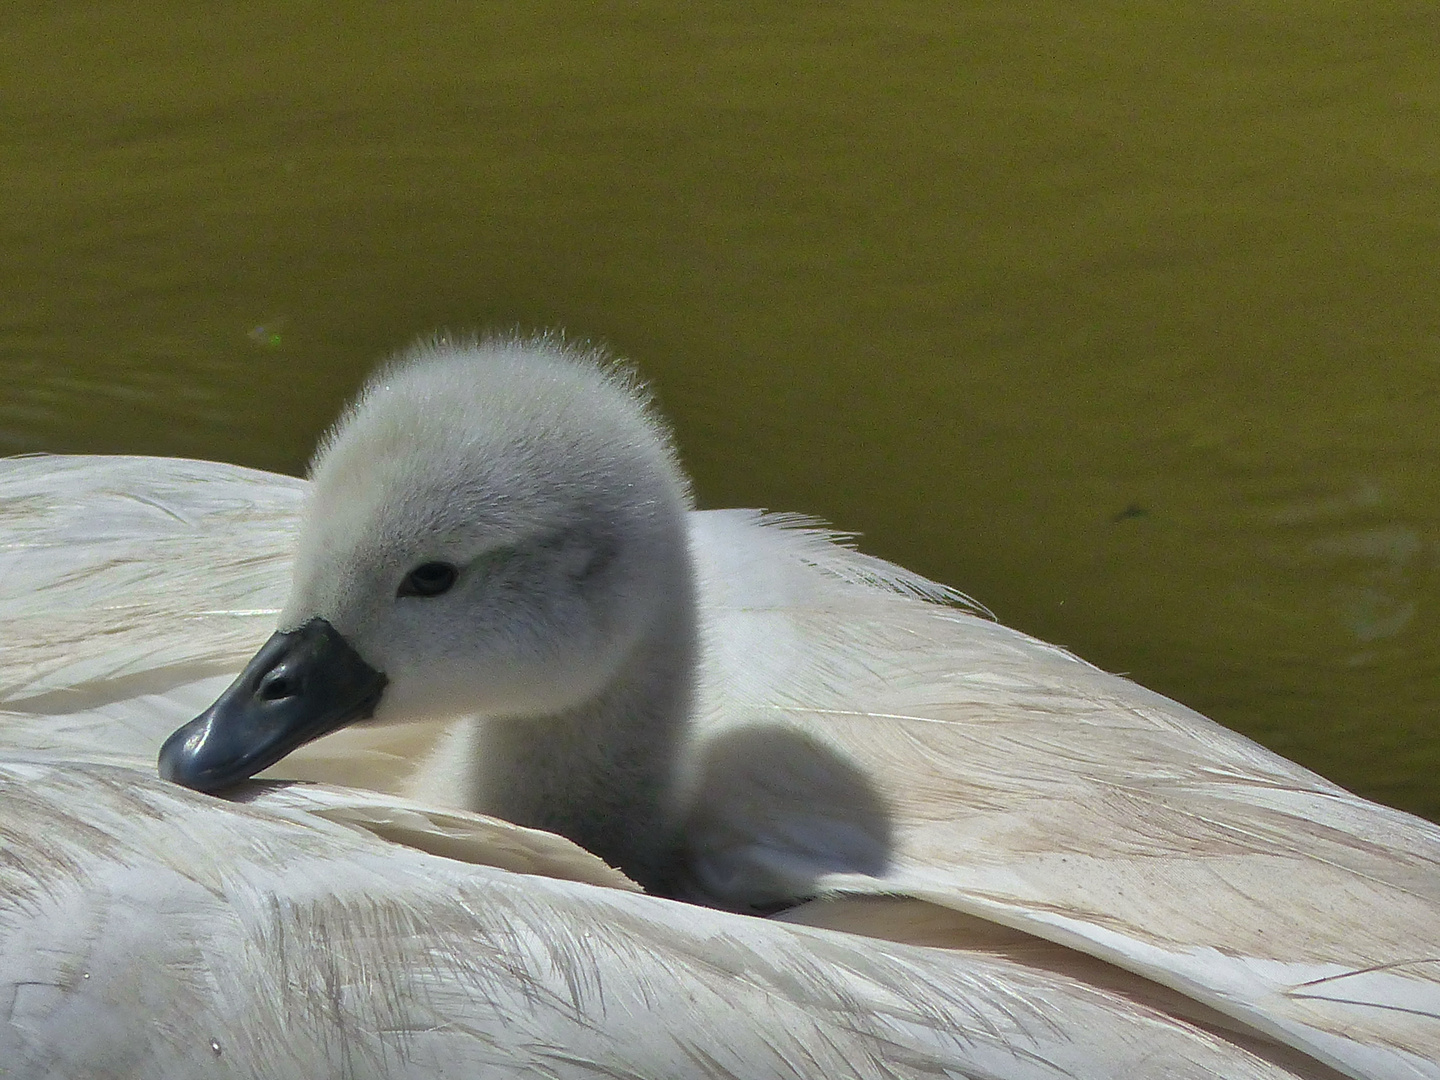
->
xmin=469 ymin=565 xmax=697 ymax=893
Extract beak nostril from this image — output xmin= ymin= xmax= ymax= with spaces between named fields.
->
xmin=258 ymin=672 xmax=296 ymax=702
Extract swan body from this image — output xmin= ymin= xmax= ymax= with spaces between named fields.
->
xmin=3 ymin=756 xmax=1322 ymax=1080
xmin=2 ymin=336 xmax=1438 ymax=1079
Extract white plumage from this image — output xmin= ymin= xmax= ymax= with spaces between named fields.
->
xmin=1 ymin=336 xmax=1436 ymax=1079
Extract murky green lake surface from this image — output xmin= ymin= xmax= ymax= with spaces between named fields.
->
xmin=3 ymin=2 xmax=1437 ymax=819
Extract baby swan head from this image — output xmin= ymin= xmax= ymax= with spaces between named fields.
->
xmin=287 ymin=334 xmax=692 ymax=724
xmin=159 ymin=336 xmax=697 ymax=864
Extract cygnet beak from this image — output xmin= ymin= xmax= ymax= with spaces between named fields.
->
xmin=157 ymin=617 xmax=387 ymax=793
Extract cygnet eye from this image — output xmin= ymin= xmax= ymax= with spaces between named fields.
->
xmin=398 ymin=561 xmax=458 ymax=598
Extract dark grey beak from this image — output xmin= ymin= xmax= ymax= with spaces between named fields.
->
xmin=157 ymin=617 xmax=387 ymax=793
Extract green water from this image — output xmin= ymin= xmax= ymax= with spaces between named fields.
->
xmin=2 ymin=2 xmax=1438 ymax=819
